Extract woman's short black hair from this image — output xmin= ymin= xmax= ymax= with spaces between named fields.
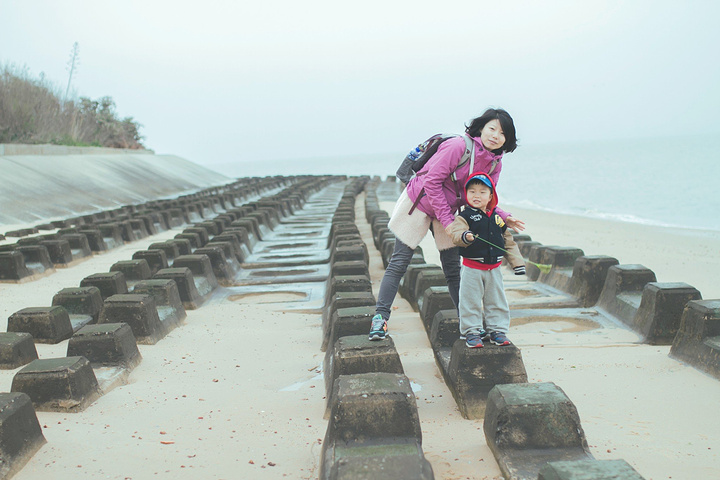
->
xmin=465 ymin=108 xmax=518 ymax=153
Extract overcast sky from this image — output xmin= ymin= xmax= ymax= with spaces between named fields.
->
xmin=1 ymin=0 xmax=719 ymax=167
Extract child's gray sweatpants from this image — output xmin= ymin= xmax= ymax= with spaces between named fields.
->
xmin=458 ymin=265 xmax=510 ymax=335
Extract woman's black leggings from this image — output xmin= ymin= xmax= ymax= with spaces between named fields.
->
xmin=375 ymin=237 xmax=460 ymax=321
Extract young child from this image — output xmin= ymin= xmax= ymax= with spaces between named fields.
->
xmin=449 ymin=172 xmax=522 ymax=348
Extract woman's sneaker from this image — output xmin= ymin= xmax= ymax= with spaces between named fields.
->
xmin=368 ymin=314 xmax=388 ymax=340
xmin=489 ymin=331 xmax=511 ymax=346
xmin=465 ymin=333 xmax=484 ymax=348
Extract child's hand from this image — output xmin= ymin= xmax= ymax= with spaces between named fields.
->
xmin=462 ymin=231 xmax=475 ymax=244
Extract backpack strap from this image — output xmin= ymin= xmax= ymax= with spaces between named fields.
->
xmin=408 ymin=135 xmax=475 ymax=215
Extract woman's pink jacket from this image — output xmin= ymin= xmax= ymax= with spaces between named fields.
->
xmin=405 ymin=134 xmax=508 ymax=228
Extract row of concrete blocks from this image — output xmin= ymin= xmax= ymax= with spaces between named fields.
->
xmin=0 ymin=174 xmax=302 ymax=282
xmin=0 ymin=217 xmax=170 ymax=283
xmin=0 ymin=175 xmax=340 ymax=477
xmin=515 ymin=239 xmax=720 ymax=379
xmin=318 ymin=179 xmax=438 ymax=479
xmin=356 ymin=178 xmax=645 ymax=479
xmin=0 ymin=193 xmax=239 ymax=283
xmin=0 ymin=174 xmax=288 ymax=240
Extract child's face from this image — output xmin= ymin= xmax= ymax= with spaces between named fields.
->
xmin=467 ymin=184 xmax=493 ymax=210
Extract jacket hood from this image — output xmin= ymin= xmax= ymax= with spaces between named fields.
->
xmin=464 ymin=171 xmax=498 ymax=213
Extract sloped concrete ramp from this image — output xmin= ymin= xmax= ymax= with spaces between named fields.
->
xmin=0 ymin=150 xmax=229 ymax=227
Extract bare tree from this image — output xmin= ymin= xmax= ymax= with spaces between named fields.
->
xmin=64 ymin=42 xmax=80 ymax=100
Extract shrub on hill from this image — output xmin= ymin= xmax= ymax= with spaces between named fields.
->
xmin=0 ymin=64 xmax=145 ymax=149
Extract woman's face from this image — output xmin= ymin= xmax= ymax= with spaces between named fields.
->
xmin=480 ymin=119 xmax=505 ymax=151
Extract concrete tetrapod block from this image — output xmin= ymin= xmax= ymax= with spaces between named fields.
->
xmin=115 ymin=220 xmax=136 ymax=242
xmin=537 ymin=247 xmax=585 ymax=291
xmin=414 ymin=270 xmax=449 ymax=313
xmin=132 ymin=279 xmax=187 ymax=327
xmin=321 ymin=372 xmax=430 ymax=480
xmin=331 ymin=244 xmax=369 ymax=265
xmin=633 ymin=282 xmax=702 ymax=344
xmin=39 ymin=239 xmax=74 ymax=266
xmin=110 ymin=259 xmax=153 ymax=290
xmin=148 ymin=241 xmax=181 ymax=265
xmin=381 ymin=238 xmax=396 ymax=269
xmin=11 ymin=356 xmax=101 ymax=412
xmin=324 ymin=275 xmax=373 ymax=308
xmin=446 ymin=339 xmax=528 ymax=419
xmin=517 ymin=240 xmax=542 ymax=257
xmin=7 ymin=306 xmax=74 ymax=344
xmin=183 ymin=226 xmax=210 ymax=245
xmin=538 ymin=458 xmax=646 ymax=480
xmin=67 ymin=323 xmax=142 ymax=370
xmin=322 ymin=291 xmax=376 ymax=351
xmin=328 ymin=453 xmax=434 ymax=480
xmin=0 ymin=392 xmax=46 ymax=479
xmin=97 ymin=223 xmax=124 ymax=249
xmin=327 ymin=306 xmax=377 ymax=351
xmin=567 ymin=256 xmax=620 ymax=307
xmin=209 ymin=235 xmax=245 ymax=263
xmin=129 ymin=219 xmax=149 ymax=239
xmin=330 ymin=260 xmax=370 ymax=278
xmin=527 ymin=245 xmax=559 ymax=281
xmin=15 ymin=245 xmax=55 ymax=277
xmin=324 ymin=335 xmax=404 ymax=411
xmin=511 ymin=233 xmax=532 ymax=243
xmin=596 ymin=265 xmax=657 ymax=325
xmin=60 ymin=233 xmax=92 ymax=259
xmin=172 ymin=254 xmax=219 ymax=296
xmin=399 ymin=264 xmax=442 ymax=305
xmin=166 ymin=238 xmax=192 ymax=256
xmin=51 ymin=287 xmax=104 ymax=330
xmin=429 ymin=310 xmax=460 ymax=350
xmin=484 ymin=382 xmax=592 ymax=480
xmin=230 ymin=219 xmax=261 ymax=243
xmin=0 ymin=251 xmax=32 ymax=282
xmin=195 ymin=221 xmax=220 ymax=236
xmin=0 ymin=333 xmax=39 ymax=369
xmin=80 ymin=271 xmax=129 ymax=300
xmin=98 ymin=294 xmax=168 ymax=345
xmin=419 ymin=286 xmax=456 ymax=333
xmin=224 ymin=226 xmax=253 ymax=255
xmin=670 ymin=300 xmax=720 ymax=380
xmin=174 ymin=232 xmax=202 ymax=250
xmin=131 ymin=250 xmax=169 ymax=277
xmin=154 ymin=267 xmax=205 ymax=310
xmin=78 ymin=229 xmax=109 ymax=252
xmin=193 ymin=246 xmax=237 ymax=285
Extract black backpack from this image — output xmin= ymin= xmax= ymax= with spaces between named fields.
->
xmin=396 ymin=134 xmax=473 ymax=184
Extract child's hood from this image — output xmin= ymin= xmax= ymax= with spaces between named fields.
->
xmin=464 ymin=171 xmax=498 ymax=213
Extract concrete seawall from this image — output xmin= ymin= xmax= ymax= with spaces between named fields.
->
xmin=0 ymin=144 xmax=229 ymax=228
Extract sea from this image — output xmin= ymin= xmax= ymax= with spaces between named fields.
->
xmin=209 ymin=134 xmax=720 ymax=233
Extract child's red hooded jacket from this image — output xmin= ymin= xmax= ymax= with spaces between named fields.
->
xmin=448 ymin=172 xmax=507 ymax=270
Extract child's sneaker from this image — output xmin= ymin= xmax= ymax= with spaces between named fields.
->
xmin=368 ymin=314 xmax=388 ymax=340
xmin=465 ymin=332 xmax=484 ymax=348
xmin=460 ymin=329 xmax=485 ymax=341
xmin=489 ymin=331 xmax=511 ymax=346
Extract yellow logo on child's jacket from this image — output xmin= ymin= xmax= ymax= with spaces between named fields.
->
xmin=495 ymin=216 xmax=505 ymax=227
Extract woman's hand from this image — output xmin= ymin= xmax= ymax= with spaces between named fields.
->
xmin=506 ymin=216 xmax=526 ymax=232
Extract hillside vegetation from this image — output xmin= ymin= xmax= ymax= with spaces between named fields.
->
xmin=0 ymin=64 xmax=145 ymax=149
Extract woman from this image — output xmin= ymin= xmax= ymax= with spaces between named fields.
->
xmin=369 ymin=108 xmax=525 ymax=340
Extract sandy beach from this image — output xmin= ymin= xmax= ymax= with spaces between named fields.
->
xmin=504 ymin=205 xmax=720 ymax=300
xmin=0 ymin=185 xmax=718 ymax=480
